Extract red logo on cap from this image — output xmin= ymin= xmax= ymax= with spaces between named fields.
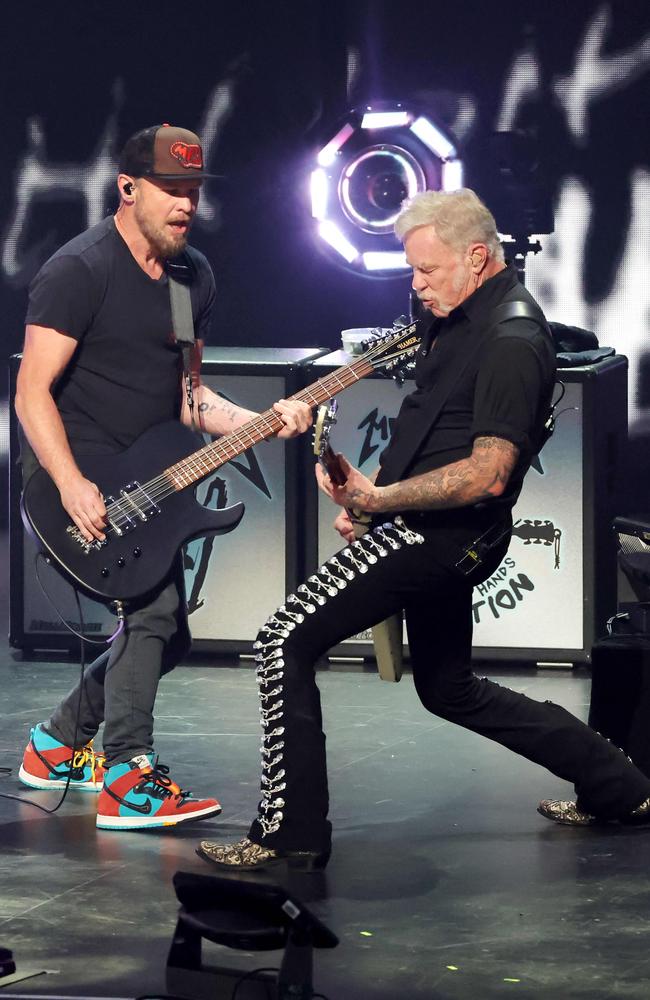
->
xmin=170 ymin=141 xmax=203 ymax=170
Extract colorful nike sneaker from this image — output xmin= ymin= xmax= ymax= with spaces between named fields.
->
xmin=96 ymin=754 xmax=222 ymax=830
xmin=19 ymin=723 xmax=106 ymax=792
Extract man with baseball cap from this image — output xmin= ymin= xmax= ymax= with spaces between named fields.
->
xmin=15 ymin=124 xmax=312 ymax=831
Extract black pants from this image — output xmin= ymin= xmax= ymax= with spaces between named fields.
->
xmin=248 ymin=517 xmax=650 ymax=853
xmin=48 ymin=559 xmax=191 ymax=765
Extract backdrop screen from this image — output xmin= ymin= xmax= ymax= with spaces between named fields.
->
xmin=1 ymin=0 xmax=648 ymax=524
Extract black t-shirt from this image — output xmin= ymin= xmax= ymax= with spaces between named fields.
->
xmin=26 ymin=215 xmax=216 ymax=454
xmin=377 ymin=264 xmax=556 ymax=513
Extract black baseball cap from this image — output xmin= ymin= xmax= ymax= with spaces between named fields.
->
xmin=118 ymin=124 xmax=218 ymax=180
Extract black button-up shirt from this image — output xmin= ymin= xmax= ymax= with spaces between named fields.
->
xmin=377 ymin=264 xmax=556 ymax=513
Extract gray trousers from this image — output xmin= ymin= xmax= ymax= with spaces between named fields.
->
xmin=47 ymin=560 xmax=191 ymax=766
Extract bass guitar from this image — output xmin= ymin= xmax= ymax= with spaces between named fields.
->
xmin=21 ymin=321 xmax=421 ymax=604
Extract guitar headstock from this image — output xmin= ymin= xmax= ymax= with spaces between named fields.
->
xmin=359 ymin=314 xmax=421 ymax=382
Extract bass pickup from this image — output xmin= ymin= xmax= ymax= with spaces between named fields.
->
xmin=107 ymin=482 xmax=161 ymax=536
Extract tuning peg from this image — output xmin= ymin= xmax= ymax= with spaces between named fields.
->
xmin=391 ymin=360 xmax=416 ymax=386
xmin=392 ymin=314 xmax=408 ymax=330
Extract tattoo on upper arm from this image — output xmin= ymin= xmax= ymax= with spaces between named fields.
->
xmin=470 ymin=436 xmax=519 ymax=498
xmin=472 ymin=435 xmax=518 ymax=465
xmin=377 ymin=435 xmax=520 ymax=512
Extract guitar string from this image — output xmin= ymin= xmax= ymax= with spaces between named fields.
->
xmin=100 ymin=369 xmax=366 ymax=534
xmin=100 ymin=332 xmax=416 ymax=536
xmin=160 ymin=329 xmax=416 ymax=494
xmin=96 ymin=329 xmax=418 ymax=539
xmin=98 ymin=356 xmax=373 ymax=533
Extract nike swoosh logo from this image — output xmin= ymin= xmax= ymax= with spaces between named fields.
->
xmin=103 ymin=784 xmax=153 ymax=814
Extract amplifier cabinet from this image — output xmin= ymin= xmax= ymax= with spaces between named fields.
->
xmin=305 ymin=352 xmax=628 ymax=665
xmin=589 ymin=638 xmax=650 ymax=778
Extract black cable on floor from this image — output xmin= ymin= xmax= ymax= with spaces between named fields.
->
xmin=231 ymin=966 xmax=278 ymax=999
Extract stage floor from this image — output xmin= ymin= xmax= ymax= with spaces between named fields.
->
xmin=1 ymin=639 xmax=649 ymax=1000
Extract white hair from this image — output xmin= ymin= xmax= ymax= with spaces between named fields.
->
xmin=395 ymin=188 xmax=504 ymax=261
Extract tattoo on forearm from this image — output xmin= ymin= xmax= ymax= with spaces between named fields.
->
xmin=197 ymin=396 xmax=240 ymax=426
xmin=378 ymin=436 xmax=519 ymax=512
xmin=347 ymin=487 xmax=373 ymax=507
xmin=217 ymin=399 xmax=242 ymax=424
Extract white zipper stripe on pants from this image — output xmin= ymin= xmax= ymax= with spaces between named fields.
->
xmin=253 ymin=517 xmax=424 ymax=837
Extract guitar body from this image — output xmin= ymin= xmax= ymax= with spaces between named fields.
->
xmin=21 ymin=420 xmax=245 ymax=605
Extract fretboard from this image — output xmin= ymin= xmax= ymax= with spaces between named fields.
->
xmin=163 ymin=354 xmax=375 ymax=491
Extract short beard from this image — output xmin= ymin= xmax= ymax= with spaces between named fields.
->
xmin=135 ymin=203 xmax=189 ymax=259
xmin=439 ymin=261 xmax=472 ymax=314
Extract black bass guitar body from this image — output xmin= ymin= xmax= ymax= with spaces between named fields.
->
xmin=21 ymin=420 xmax=245 ymax=605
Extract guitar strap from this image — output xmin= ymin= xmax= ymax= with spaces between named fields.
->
xmin=166 ymin=255 xmax=198 ymax=432
xmin=491 ymin=299 xmax=558 ymax=452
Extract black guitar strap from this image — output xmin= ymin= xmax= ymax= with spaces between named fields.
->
xmin=491 ymin=299 xmax=559 ymax=452
xmin=166 ymin=255 xmax=198 ymax=432
xmin=490 ymin=300 xmax=543 ymax=326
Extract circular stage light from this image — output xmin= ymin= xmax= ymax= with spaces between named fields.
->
xmin=310 ymin=104 xmax=462 ymax=277
xmin=339 ymin=146 xmax=425 ymax=234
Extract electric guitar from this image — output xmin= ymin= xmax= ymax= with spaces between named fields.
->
xmin=313 ymin=400 xmax=404 ymax=682
xmin=21 ymin=321 xmax=422 ymax=604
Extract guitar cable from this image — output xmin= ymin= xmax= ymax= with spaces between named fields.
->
xmin=0 ymin=553 xmax=125 ymax=814
xmin=30 ymin=553 xmax=127 ymax=647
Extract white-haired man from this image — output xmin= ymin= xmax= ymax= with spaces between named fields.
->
xmin=197 ymin=189 xmax=650 ymax=871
